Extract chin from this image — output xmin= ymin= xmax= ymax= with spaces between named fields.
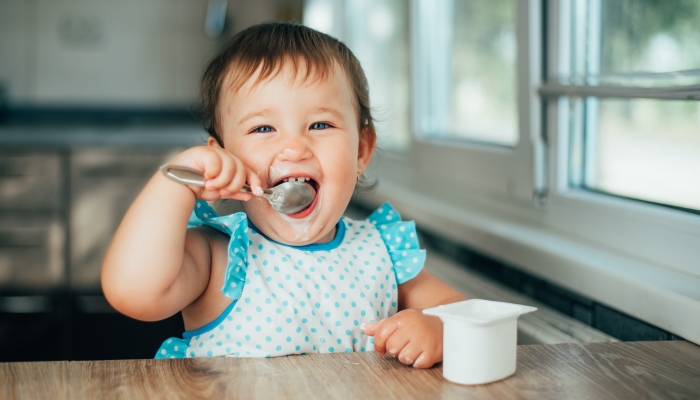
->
xmin=246 ymin=185 xmax=345 ymax=246
xmin=276 ymin=191 xmax=325 ymax=244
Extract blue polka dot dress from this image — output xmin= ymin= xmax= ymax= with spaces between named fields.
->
xmin=155 ymin=201 xmax=426 ymax=359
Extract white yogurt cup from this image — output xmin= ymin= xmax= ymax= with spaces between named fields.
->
xmin=423 ymin=299 xmax=536 ymax=385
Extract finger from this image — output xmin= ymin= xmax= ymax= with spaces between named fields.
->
xmin=222 ymin=157 xmax=247 ymax=194
xmin=199 ymin=188 xmax=223 ymax=202
xmin=411 ymin=351 xmax=433 ymax=369
xmin=227 ymin=192 xmax=254 ymax=201
xmin=246 ymin=169 xmax=265 ymax=197
xmin=396 ymin=341 xmax=422 ymax=366
xmin=206 ymin=155 xmax=236 ymax=191
xmin=372 ymin=318 xmax=400 ymax=356
xmin=384 ymin=331 xmax=411 ymax=359
xmin=199 ymin=149 xmax=223 ymax=181
xmin=360 ymin=320 xmax=382 ymax=336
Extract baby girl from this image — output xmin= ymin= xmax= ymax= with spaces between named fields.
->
xmin=102 ymin=22 xmax=466 ymax=368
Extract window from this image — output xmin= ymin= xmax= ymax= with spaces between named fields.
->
xmin=547 ymin=0 xmax=700 ymax=212
xmin=414 ymin=0 xmax=518 ymax=146
xmin=539 ymin=0 xmax=700 ymax=282
xmin=568 ymin=98 xmax=700 ymax=212
xmin=344 ymin=0 xmax=411 ymax=150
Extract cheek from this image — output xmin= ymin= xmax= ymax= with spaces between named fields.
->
xmin=321 ymin=144 xmax=357 ymax=180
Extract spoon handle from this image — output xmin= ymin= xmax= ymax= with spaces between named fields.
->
xmin=159 ymin=164 xmax=273 ymax=195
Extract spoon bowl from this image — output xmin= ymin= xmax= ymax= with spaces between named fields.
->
xmin=159 ymin=164 xmax=316 ymax=215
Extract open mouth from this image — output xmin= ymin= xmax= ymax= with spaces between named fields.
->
xmin=272 ymin=176 xmax=320 ymax=218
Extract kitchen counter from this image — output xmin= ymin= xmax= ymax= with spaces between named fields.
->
xmin=1 ymin=341 xmax=699 ymax=399
xmin=0 ymin=123 xmax=205 ymax=148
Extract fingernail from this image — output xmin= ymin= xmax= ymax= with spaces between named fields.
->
xmin=220 ymin=190 xmax=231 ymax=197
xmin=405 ymin=358 xmax=413 ymax=364
xmin=389 ymin=348 xmax=396 ymax=355
xmin=413 ymin=355 xmax=424 ymax=368
xmin=252 ymin=186 xmax=264 ymax=196
xmin=360 ymin=323 xmax=366 ymax=330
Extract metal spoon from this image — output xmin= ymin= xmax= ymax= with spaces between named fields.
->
xmin=159 ymin=164 xmax=316 ymax=215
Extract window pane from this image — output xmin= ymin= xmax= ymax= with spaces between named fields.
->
xmin=599 ymin=0 xmax=700 ymax=75
xmin=569 ymin=0 xmax=700 ymax=86
xmin=570 ymin=98 xmax=700 ymax=212
xmin=416 ymin=0 xmax=518 ymax=146
xmin=303 ymin=0 xmax=344 ymax=40
xmin=344 ymin=0 xmax=410 ymax=150
xmin=566 ymin=1 xmax=700 ymax=212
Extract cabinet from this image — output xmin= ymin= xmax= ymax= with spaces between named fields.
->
xmin=70 ymin=148 xmax=182 ymax=290
xmin=0 ymin=152 xmax=65 ymax=291
xmin=0 ymin=148 xmax=186 ymax=291
xmin=0 ymin=141 xmax=193 ymax=361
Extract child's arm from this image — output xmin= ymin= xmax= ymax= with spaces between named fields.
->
xmin=361 ymin=269 xmax=467 ymax=368
xmin=101 ymin=146 xmax=261 ymax=322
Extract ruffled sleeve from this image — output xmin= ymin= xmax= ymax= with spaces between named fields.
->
xmin=188 ymin=200 xmax=249 ymax=300
xmin=368 ymin=203 xmax=426 ymax=284
xmin=155 ymin=337 xmax=189 ymax=359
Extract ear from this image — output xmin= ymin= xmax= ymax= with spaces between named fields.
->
xmin=207 ymin=136 xmax=222 ymax=148
xmin=357 ymin=126 xmax=376 ymax=173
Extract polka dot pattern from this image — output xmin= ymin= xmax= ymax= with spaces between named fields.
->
xmin=156 ymin=201 xmax=424 ymax=359
xmin=368 ymin=203 xmax=426 ymax=284
xmin=188 ymin=200 xmax=249 ymax=300
xmin=155 ymin=337 xmax=189 ymax=359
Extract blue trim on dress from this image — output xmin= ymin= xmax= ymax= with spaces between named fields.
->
xmin=182 ymin=299 xmax=238 ymax=339
xmin=247 ymin=219 xmax=346 ymax=252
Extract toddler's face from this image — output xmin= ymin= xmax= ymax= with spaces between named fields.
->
xmin=211 ymin=61 xmax=373 ymax=245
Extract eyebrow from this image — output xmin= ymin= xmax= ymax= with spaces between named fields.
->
xmin=311 ymin=107 xmax=345 ymax=121
xmin=238 ymin=109 xmax=273 ymax=125
xmin=237 ymin=106 xmax=346 ymax=126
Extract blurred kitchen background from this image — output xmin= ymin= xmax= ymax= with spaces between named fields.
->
xmin=1 ymin=0 xmax=699 ymax=361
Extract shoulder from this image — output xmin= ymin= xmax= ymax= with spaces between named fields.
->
xmin=189 ymin=200 xmax=249 ymax=235
xmin=367 ymin=203 xmax=418 ymax=250
xmin=185 ymin=200 xmax=250 ymax=266
xmin=181 ymin=202 xmax=250 ymax=329
xmin=188 ymin=200 xmax=252 ymax=300
xmin=365 ymin=202 xmax=427 ymax=284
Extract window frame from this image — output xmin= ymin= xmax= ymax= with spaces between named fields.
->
xmin=408 ymin=0 xmax=546 ymax=203
xmin=541 ymin=0 xmax=700 ymax=279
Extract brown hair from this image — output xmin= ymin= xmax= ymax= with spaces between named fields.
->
xmin=199 ymin=22 xmax=375 ymax=147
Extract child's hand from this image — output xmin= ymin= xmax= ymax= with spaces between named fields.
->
xmin=361 ymin=309 xmax=443 ymax=368
xmin=170 ymin=146 xmax=264 ymax=201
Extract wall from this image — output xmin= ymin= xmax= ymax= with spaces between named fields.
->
xmin=0 ymin=0 xmax=302 ymax=107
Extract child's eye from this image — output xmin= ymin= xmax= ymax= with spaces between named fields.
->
xmin=252 ymin=125 xmax=273 ymax=133
xmin=310 ymin=122 xmax=330 ymax=130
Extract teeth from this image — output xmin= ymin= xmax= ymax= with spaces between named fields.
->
xmin=280 ymin=177 xmax=311 ymax=183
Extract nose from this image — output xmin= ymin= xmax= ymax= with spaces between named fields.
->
xmin=275 ymin=134 xmax=312 ymax=163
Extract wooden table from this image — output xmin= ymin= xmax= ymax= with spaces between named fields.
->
xmin=2 ymin=341 xmax=699 ymax=399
